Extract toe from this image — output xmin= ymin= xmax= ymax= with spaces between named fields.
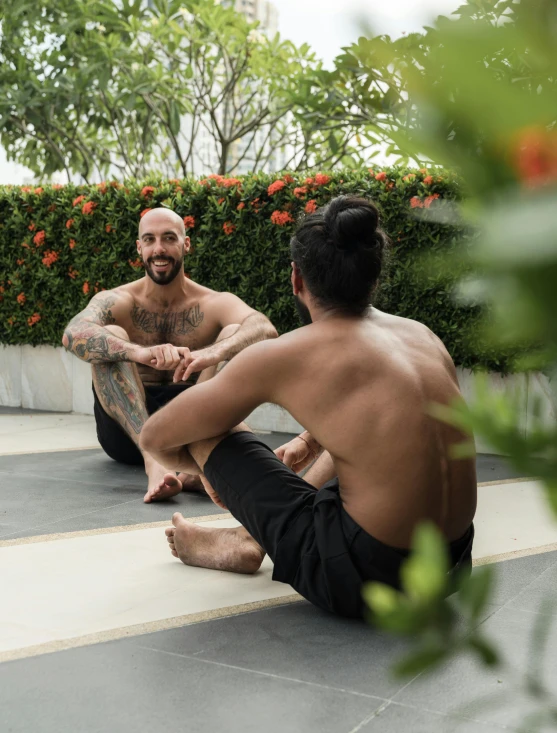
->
xmin=172 ymin=512 xmax=186 ymax=528
xmin=165 ymin=527 xmax=175 ymax=537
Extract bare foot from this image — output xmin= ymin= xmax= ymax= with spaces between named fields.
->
xmin=144 ymin=472 xmax=183 ymax=503
xmin=165 ymin=512 xmax=265 ymax=574
xmin=177 ymin=472 xmax=206 ymax=494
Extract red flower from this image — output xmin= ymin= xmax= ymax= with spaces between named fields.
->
xmin=69 ymin=239 xmax=76 ymax=249
xmin=27 ymin=313 xmax=41 ymax=327
xmin=424 ymin=193 xmax=440 ymax=208
xmin=422 ymin=175 xmax=434 ymax=186
xmin=128 ymin=259 xmax=143 ymax=268
xmin=66 ymin=218 xmax=75 ymax=229
xmin=368 ymin=168 xmax=374 ymax=175
xmin=304 ymin=200 xmax=318 ymax=214
xmin=217 ymin=197 xmax=225 ymax=205
xmin=17 ymin=292 xmax=26 ymax=305
xmin=42 ymin=250 xmax=59 ymax=267
xmin=82 ymin=201 xmax=97 ymax=215
xmin=68 ymin=267 xmax=79 ymax=279
xmin=513 ymin=126 xmax=557 ymax=187
xmin=314 ymin=173 xmax=331 ymax=186
xmin=221 ymin=177 xmax=242 ymax=188
xmin=53 ymin=184 xmax=64 ymax=190
xmin=267 ymin=180 xmax=286 ymax=196
xmin=140 ymin=208 xmax=152 ymax=218
xmin=271 ymin=210 xmax=294 ymax=226
xmin=375 ymin=172 xmax=387 ymax=181
xmin=21 ymin=186 xmax=32 ymax=193
xmin=33 ymin=230 xmax=46 ymax=247
xmin=410 ymin=196 xmax=424 ymax=209
xmin=48 ymin=204 xmax=57 ymax=212
xmin=17 ymin=258 xmax=25 ymax=266
xmin=305 ymin=177 xmax=314 ymax=185
xmin=236 ymin=202 xmax=245 ymax=211
xmin=105 ymin=225 xmax=112 ymax=233
xmin=21 ymin=242 xmax=29 ymax=249
xmin=34 ymin=187 xmax=44 ymax=195
xmin=250 ymin=198 xmax=261 ymax=207
xmin=168 ymin=178 xmax=181 ymax=184
xmin=282 ymin=174 xmax=295 ymax=184
xmin=293 ymin=186 xmax=308 ymax=199
xmin=73 ymin=195 xmax=86 ymax=207
xmin=183 ymin=215 xmax=195 ymax=229
xmin=402 ymin=174 xmax=416 ymax=182
xmin=141 ymin=185 xmax=156 ymax=198
xmin=223 ymin=221 xmax=236 ymax=236
xmin=28 ymin=222 xmax=36 ymax=232
xmin=83 ymin=282 xmax=90 ymax=295
xmin=419 ymin=168 xmax=428 ymax=174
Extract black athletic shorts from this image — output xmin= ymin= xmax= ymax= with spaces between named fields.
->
xmin=204 ymin=431 xmax=474 ymax=619
xmin=93 ymin=382 xmax=192 ymax=465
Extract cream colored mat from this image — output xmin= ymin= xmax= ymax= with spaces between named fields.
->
xmin=0 ymin=414 xmax=100 ymax=455
xmin=1 ymin=479 xmax=557 ymax=662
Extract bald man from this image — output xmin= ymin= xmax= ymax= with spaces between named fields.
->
xmin=63 ymin=208 xmax=277 ymax=502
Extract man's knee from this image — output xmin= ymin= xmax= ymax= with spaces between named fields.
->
xmin=104 ymin=324 xmax=130 ymax=340
xmin=216 ymin=323 xmax=240 ymax=342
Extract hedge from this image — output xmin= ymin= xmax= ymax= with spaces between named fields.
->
xmin=0 ymin=167 xmax=509 ymax=371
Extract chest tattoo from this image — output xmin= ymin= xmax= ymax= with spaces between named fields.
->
xmin=130 ymin=303 xmax=205 ymax=335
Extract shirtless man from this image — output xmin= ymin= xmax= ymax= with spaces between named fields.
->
xmin=62 ymin=208 xmax=277 ymax=503
xmin=139 ymin=196 xmax=477 ymax=618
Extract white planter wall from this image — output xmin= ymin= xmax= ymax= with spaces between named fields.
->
xmin=0 ymin=344 xmax=554 ymax=450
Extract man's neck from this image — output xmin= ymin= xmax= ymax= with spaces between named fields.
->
xmin=141 ymin=273 xmax=191 ymax=308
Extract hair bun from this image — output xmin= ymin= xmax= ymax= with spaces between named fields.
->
xmin=324 ymin=196 xmax=379 ymax=253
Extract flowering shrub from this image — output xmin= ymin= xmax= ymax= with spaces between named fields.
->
xmin=0 ymin=167 xmax=508 ymax=370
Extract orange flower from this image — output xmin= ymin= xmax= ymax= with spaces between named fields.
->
xmin=17 ymin=258 xmax=25 ymax=266
xmin=314 ymin=173 xmax=331 ymax=186
xmin=419 ymin=168 xmax=428 ymax=174
xmin=105 ymin=225 xmax=112 ymax=233
xmin=305 ymin=177 xmax=314 ymax=186
xmin=28 ymin=222 xmax=36 ymax=232
xmin=271 ymin=210 xmax=294 ymax=226
xmin=217 ymin=197 xmax=225 ymax=205
xmin=42 ymin=250 xmax=59 ymax=267
xmin=33 ymin=230 xmax=46 ymax=247
xmin=98 ymin=182 xmax=108 ymax=194
xmin=140 ymin=208 xmax=152 ymax=218
xmin=304 ymin=200 xmax=318 ymax=214
xmin=21 ymin=186 xmax=32 ymax=193
xmin=66 ymin=218 xmax=75 ymax=229
xmin=83 ymin=282 xmax=90 ymax=295
xmin=21 ymin=242 xmax=29 ymax=249
xmin=110 ymin=181 xmax=120 ymax=188
xmin=68 ymin=267 xmax=79 ymax=279
xmin=223 ymin=221 xmax=236 ymax=236
xmin=48 ymin=204 xmax=57 ymax=212
xmin=82 ymin=201 xmax=97 ymax=215
xmin=128 ymin=259 xmax=143 ymax=268
xmin=221 ymin=177 xmax=242 ymax=188
xmin=422 ymin=175 xmax=434 ymax=186
xmin=402 ymin=174 xmax=416 ymax=182
xmin=293 ymin=186 xmax=308 ymax=199
xmin=69 ymin=239 xmax=76 ymax=249
xmin=424 ymin=193 xmax=440 ymax=208
xmin=513 ymin=126 xmax=557 ymax=187
xmin=282 ymin=174 xmax=295 ymax=184
xmin=27 ymin=313 xmax=41 ymax=326
xmin=236 ymin=202 xmax=245 ymax=211
xmin=168 ymin=178 xmax=181 ymax=184
xmin=141 ymin=185 xmax=156 ymax=198
xmin=34 ymin=187 xmax=44 ymax=195
xmin=183 ymin=215 xmax=195 ymax=229
xmin=267 ymin=180 xmax=286 ymax=196
xmin=250 ymin=198 xmax=261 ymax=207
xmin=17 ymin=292 xmax=26 ymax=305
xmin=53 ymin=184 xmax=64 ymax=190
xmin=7 ymin=317 xmax=14 ymax=326
xmin=368 ymin=168 xmax=374 ymax=175
xmin=73 ymin=195 xmax=86 ymax=207
xmin=375 ymin=172 xmax=387 ymax=182
xmin=410 ymin=196 xmax=424 ymax=208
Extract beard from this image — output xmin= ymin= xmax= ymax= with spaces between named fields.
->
xmin=143 ymin=255 xmax=184 ymax=285
xmin=294 ymin=295 xmax=312 ymax=326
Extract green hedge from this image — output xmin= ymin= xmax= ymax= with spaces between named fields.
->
xmin=0 ymin=167 xmax=507 ymax=371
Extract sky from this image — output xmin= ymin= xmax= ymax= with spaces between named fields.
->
xmin=275 ymin=0 xmax=462 ymax=67
xmin=0 ymin=0 xmax=462 ymax=184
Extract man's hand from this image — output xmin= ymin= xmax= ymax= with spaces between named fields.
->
xmin=133 ymin=344 xmax=191 ymax=371
xmin=172 ymin=344 xmax=225 ymax=382
xmin=275 ymin=434 xmax=320 ymax=473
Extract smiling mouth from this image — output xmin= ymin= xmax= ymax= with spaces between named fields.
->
xmin=151 ymin=260 xmax=173 ymax=268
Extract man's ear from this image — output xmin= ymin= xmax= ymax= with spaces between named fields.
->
xmin=184 ymin=236 xmax=191 ymax=254
xmin=291 ymin=262 xmax=303 ymax=296
xmin=136 ymin=239 xmax=142 ymax=255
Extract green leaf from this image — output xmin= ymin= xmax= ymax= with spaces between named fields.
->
xmin=393 ymin=645 xmax=449 ymax=677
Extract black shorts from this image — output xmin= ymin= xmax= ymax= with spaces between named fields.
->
xmin=204 ymin=431 xmax=474 ymax=619
xmin=93 ymin=382 xmax=192 ymax=465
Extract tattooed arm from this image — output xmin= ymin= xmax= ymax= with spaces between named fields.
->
xmin=175 ymin=293 xmax=278 ymax=381
xmin=62 ymin=291 xmax=140 ymax=363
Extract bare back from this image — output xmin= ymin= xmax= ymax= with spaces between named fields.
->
xmin=273 ymin=309 xmax=477 ymax=548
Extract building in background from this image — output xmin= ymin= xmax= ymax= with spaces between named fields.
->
xmin=233 ymin=0 xmax=278 ymax=35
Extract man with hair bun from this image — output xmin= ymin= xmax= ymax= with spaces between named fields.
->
xmin=141 ymin=196 xmax=477 ymax=618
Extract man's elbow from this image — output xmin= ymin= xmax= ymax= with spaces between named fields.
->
xmin=264 ymin=320 xmax=279 ymax=340
xmin=62 ymin=331 xmax=69 ymax=349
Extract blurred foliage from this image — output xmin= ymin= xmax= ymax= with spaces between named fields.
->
xmin=360 ymin=1 xmax=557 ymax=725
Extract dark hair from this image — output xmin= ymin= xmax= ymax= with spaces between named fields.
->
xmin=290 ymin=195 xmax=388 ymax=315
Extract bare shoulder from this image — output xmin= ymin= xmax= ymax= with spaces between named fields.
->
xmin=205 ymin=289 xmax=258 ymax=325
xmin=72 ymin=287 xmax=134 ymax=326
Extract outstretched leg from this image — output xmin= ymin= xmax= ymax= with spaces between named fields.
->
xmin=92 ymin=325 xmax=182 ymax=503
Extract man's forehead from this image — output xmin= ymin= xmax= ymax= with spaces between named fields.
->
xmin=138 ymin=210 xmax=184 ymax=237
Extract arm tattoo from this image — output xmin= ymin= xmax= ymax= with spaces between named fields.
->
xmin=131 ymin=303 xmax=204 ymax=335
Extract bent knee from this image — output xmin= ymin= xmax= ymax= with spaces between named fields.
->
xmin=217 ymin=323 xmax=240 ymax=342
xmin=104 ymin=324 xmax=130 ymax=340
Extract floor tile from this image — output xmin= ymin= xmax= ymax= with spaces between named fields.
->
xmin=130 ymin=600 xmax=414 ymax=700
xmin=508 ymin=561 xmax=557 ymax=614
xmin=488 ymin=551 xmax=557 ymax=607
xmin=0 ymin=640 xmax=382 ymax=733
xmin=359 ymin=701 xmax=506 ymax=732
xmin=395 ymin=604 xmax=557 ymax=729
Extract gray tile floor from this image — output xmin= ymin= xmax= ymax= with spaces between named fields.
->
xmin=2 ymin=552 xmax=557 ymax=733
xmin=2 ymin=419 xmax=555 ymax=733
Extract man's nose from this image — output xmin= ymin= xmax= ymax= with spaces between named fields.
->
xmin=153 ymin=239 xmax=167 ymax=253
